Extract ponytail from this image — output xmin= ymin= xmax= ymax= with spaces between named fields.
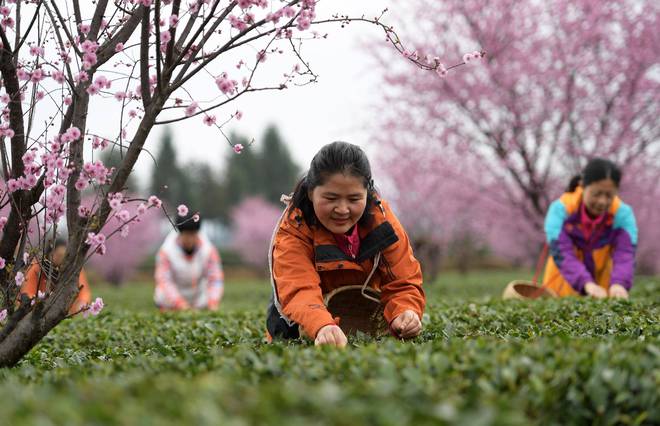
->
xmin=566 ymin=174 xmax=582 ymax=192
xmin=288 ymin=176 xmax=314 ymax=225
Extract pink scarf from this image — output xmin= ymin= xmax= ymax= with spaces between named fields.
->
xmin=333 ymin=224 xmax=360 ymax=259
xmin=580 ymin=203 xmax=606 ymax=241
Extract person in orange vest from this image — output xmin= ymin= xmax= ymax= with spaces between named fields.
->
xmin=20 ymin=239 xmax=92 ymax=314
xmin=267 ymin=141 xmax=426 ymax=347
xmin=543 ymin=158 xmax=637 ymax=298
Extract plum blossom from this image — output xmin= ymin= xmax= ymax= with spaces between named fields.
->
xmin=83 ymin=297 xmax=104 ymax=318
xmin=203 ymin=115 xmax=216 ymax=126
xmin=148 ymin=195 xmax=162 ymax=208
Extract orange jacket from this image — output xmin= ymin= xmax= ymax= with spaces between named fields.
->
xmin=21 ymin=262 xmax=92 ymax=314
xmin=270 ymin=198 xmax=425 ymax=338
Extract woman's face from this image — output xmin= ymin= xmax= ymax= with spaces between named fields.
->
xmin=583 ymin=178 xmax=618 ymax=217
xmin=309 ymin=173 xmax=368 ymax=234
xmin=51 ymin=246 xmax=66 ymax=266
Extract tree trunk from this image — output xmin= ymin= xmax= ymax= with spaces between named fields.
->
xmin=0 ymin=270 xmax=80 ymax=367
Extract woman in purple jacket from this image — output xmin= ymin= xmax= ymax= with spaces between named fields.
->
xmin=543 ymin=159 xmax=637 ymax=299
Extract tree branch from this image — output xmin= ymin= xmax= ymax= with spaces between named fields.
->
xmin=140 ymin=6 xmax=152 ymax=107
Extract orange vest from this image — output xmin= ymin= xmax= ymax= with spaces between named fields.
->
xmin=21 ymin=262 xmax=92 ymax=314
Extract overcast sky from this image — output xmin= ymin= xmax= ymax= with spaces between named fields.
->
xmin=133 ymin=1 xmax=394 ymax=185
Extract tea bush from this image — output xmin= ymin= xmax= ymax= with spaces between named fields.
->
xmin=1 ymin=273 xmax=657 ymax=425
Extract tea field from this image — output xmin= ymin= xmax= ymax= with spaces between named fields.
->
xmin=1 ymin=271 xmax=658 ymax=425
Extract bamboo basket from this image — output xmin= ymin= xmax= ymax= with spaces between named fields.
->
xmin=502 ymin=280 xmax=557 ymax=300
xmin=324 ymin=285 xmax=388 ymax=337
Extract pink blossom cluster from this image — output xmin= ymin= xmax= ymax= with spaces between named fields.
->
xmin=296 ymin=1 xmax=316 ymax=31
xmin=229 ymin=14 xmax=251 ymax=31
xmin=6 ymin=148 xmax=39 ymax=193
xmin=1 ymin=15 xmax=14 ymax=30
xmin=76 ymin=160 xmax=111 ymax=192
xmin=108 ymin=192 xmax=125 ymax=211
xmin=462 ymin=50 xmax=484 ymax=64
xmin=185 ymin=101 xmax=198 ymax=117
xmin=158 ymin=31 xmax=172 ymax=53
xmin=81 ymin=39 xmax=99 ymax=70
xmin=91 ymin=136 xmax=110 ymax=150
xmin=215 ymin=73 xmax=238 ymax=95
xmin=85 ymin=232 xmax=107 ymax=255
xmin=238 ymin=0 xmax=268 ymax=9
xmin=15 ymin=271 xmax=24 ymax=287
xmin=83 ymin=297 xmax=104 ymax=318
xmin=40 ymin=184 xmax=67 ymax=224
xmin=266 ymin=5 xmax=296 ymax=24
xmin=87 ymin=75 xmax=112 ymax=96
xmin=29 ymin=44 xmax=45 ymax=57
xmin=0 ymin=122 xmax=15 ymax=139
xmin=148 ymin=195 xmax=163 ymax=208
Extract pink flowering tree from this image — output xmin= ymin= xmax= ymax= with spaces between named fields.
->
xmin=86 ymin=195 xmax=161 ymax=285
xmin=374 ymin=0 xmax=660 ymax=269
xmin=231 ymin=196 xmax=281 ymax=273
xmin=0 ymin=1 xmax=462 ymax=366
xmin=620 ymin=159 xmax=660 ymax=274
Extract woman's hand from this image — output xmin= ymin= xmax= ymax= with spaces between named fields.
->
xmin=314 ymin=324 xmax=348 ymax=347
xmin=584 ymin=282 xmax=607 ymax=299
xmin=390 ymin=310 xmax=422 ymax=339
xmin=608 ymin=283 xmax=629 ymax=299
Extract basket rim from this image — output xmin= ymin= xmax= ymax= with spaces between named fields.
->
xmin=503 ymin=280 xmax=558 ymax=298
xmin=323 ymin=285 xmax=381 ymax=305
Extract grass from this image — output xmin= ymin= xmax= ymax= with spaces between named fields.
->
xmin=0 ymin=270 xmax=658 ymax=425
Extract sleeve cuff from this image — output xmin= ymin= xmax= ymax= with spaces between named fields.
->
xmin=572 ymin=275 xmax=593 ymax=294
xmin=303 ymin=310 xmax=336 ymax=339
xmin=384 ymin=303 xmax=422 ymax=325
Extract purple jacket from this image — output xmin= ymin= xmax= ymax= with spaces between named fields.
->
xmin=544 ymin=189 xmax=637 ymax=293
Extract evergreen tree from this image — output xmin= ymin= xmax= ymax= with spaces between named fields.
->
xmin=217 ymin=127 xmax=301 ymax=221
xmin=185 ymin=162 xmax=225 ymax=219
xmin=221 ymin=133 xmax=260 ymax=217
xmin=149 ymin=127 xmax=184 ymax=208
xmin=258 ymin=126 xmax=301 ymax=204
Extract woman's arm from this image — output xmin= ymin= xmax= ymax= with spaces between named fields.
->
xmin=610 ymin=203 xmax=638 ymax=290
xmin=545 ymin=200 xmax=594 ymax=293
xmin=202 ymin=247 xmax=224 ymax=310
xmin=272 ymin=220 xmax=335 ymax=339
xmin=377 ymin=201 xmax=425 ymax=325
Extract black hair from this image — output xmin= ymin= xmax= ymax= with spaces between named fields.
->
xmin=289 ymin=141 xmax=377 ymax=228
xmin=176 ymin=212 xmax=202 ymax=232
xmin=566 ymin=158 xmax=622 ymax=192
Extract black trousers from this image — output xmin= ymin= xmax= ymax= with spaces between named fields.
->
xmin=266 ymin=297 xmax=300 ymax=340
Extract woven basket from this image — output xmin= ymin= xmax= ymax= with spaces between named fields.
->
xmin=502 ymin=280 xmax=557 ymax=300
xmin=324 ymin=285 xmax=388 ymax=337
